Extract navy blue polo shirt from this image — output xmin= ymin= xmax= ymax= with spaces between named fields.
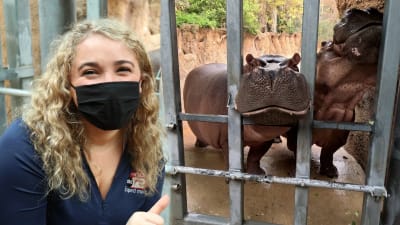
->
xmin=0 ymin=119 xmax=164 ymax=225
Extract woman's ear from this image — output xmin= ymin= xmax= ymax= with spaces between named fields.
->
xmin=139 ymin=79 xmax=143 ymax=93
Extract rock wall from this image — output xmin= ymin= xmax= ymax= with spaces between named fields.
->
xmin=177 ymin=25 xmax=301 ymax=79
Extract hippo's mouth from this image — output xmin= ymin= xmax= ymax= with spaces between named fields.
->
xmin=237 ymin=103 xmax=310 ymax=126
xmin=241 ymin=104 xmax=310 ymax=117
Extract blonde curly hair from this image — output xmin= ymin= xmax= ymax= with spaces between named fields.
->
xmin=22 ymin=19 xmax=164 ymax=200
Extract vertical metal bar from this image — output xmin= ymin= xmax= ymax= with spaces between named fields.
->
xmin=0 ymin=33 xmax=5 ymax=133
xmin=227 ymin=1 xmax=244 ymax=225
xmin=3 ymin=0 xmax=34 ymax=112
xmin=160 ymin=0 xmax=187 ymax=223
xmin=86 ymin=0 xmax=108 ymax=20
xmin=38 ymin=0 xmax=76 ymax=71
xmin=294 ymin=0 xmax=319 ymax=224
xmin=381 ymin=83 xmax=400 ymax=225
xmin=361 ymin=0 xmax=400 ymax=224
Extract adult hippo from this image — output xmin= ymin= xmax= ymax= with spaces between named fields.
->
xmin=285 ymin=8 xmax=382 ymax=177
xmin=183 ymin=53 xmax=310 ymax=174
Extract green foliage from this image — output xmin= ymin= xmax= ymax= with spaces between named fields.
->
xmin=175 ymin=0 xmax=307 ymax=34
xmin=264 ymin=0 xmax=303 ymax=33
xmin=243 ymin=0 xmax=261 ymax=34
xmin=176 ymin=0 xmax=261 ymax=34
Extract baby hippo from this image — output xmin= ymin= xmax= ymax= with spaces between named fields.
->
xmin=183 ymin=53 xmax=310 ymax=174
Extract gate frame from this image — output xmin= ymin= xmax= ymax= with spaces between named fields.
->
xmin=159 ymin=0 xmax=400 ymax=225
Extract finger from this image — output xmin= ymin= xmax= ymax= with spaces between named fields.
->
xmin=148 ymin=195 xmax=170 ymax=214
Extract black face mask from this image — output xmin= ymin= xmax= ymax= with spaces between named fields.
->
xmin=72 ymin=81 xmax=140 ymax=130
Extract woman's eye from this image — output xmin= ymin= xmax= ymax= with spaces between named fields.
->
xmin=82 ymin=70 xmax=97 ymax=76
xmin=117 ymin=67 xmax=132 ymax=72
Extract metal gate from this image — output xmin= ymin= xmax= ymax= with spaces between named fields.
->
xmin=159 ymin=0 xmax=400 ymax=225
xmin=0 ymin=1 xmax=399 ymax=225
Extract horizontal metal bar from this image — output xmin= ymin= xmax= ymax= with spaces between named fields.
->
xmin=15 ymin=66 xmax=35 ymax=78
xmin=181 ymin=213 xmax=279 ymax=225
xmin=179 ymin=113 xmax=228 ymax=123
xmin=0 ymin=68 xmax=17 ymax=81
xmin=179 ymin=113 xmax=373 ymax=132
xmin=166 ymin=165 xmax=387 ymax=197
xmin=0 ymin=87 xmax=31 ymax=97
xmin=312 ymin=120 xmax=373 ymax=132
xmin=182 ymin=213 xmax=228 ymax=225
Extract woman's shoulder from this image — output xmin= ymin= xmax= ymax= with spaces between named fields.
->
xmin=0 ymin=118 xmax=44 ymax=174
xmin=0 ymin=118 xmax=32 ymax=149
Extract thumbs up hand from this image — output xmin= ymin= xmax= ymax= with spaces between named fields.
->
xmin=126 ymin=195 xmax=170 ymax=225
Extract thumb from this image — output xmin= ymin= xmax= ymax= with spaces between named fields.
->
xmin=148 ymin=195 xmax=170 ymax=214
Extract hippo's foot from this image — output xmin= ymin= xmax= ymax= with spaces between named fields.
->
xmin=246 ymin=164 xmax=265 ymax=175
xmin=319 ymin=164 xmax=338 ymax=178
xmin=195 ymin=139 xmax=208 ymax=148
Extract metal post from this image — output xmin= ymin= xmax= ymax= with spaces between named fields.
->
xmin=0 ymin=33 xmax=5 ymax=133
xmin=38 ymin=0 xmax=76 ymax=71
xmin=294 ymin=0 xmax=319 ymax=224
xmin=381 ymin=82 xmax=400 ymax=225
xmin=87 ymin=0 xmax=108 ymax=20
xmin=3 ymin=0 xmax=34 ymax=115
xmin=160 ymin=0 xmax=187 ymax=224
xmin=226 ymin=1 xmax=244 ymax=225
xmin=361 ymin=0 xmax=400 ymax=224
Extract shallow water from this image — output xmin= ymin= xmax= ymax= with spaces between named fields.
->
xmin=182 ymin=121 xmax=365 ymax=225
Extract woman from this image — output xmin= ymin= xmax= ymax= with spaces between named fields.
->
xmin=0 ymin=19 xmax=169 ymax=225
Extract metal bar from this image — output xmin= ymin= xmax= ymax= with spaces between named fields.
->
xmin=183 ymin=213 xmax=229 ymax=225
xmin=3 ymin=0 xmax=34 ymax=116
xmin=361 ymin=0 xmax=400 ymax=224
xmin=179 ymin=113 xmax=373 ymax=131
xmin=0 ymin=33 xmax=4 ymax=134
xmin=227 ymin=1 xmax=244 ymax=225
xmin=294 ymin=0 xmax=320 ymax=224
xmin=182 ymin=213 xmax=279 ymax=225
xmin=312 ymin=120 xmax=373 ymax=132
xmin=86 ymin=0 xmax=108 ymax=20
xmin=179 ymin=113 xmax=228 ymax=123
xmin=38 ymin=0 xmax=76 ymax=71
xmin=381 ymin=82 xmax=400 ymax=225
xmin=0 ymin=87 xmax=31 ymax=97
xmin=166 ymin=166 xmax=387 ymax=197
xmin=160 ymin=0 xmax=187 ymax=224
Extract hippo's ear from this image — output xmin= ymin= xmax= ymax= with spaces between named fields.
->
xmin=245 ymin=54 xmax=255 ymax=64
xmin=287 ymin=53 xmax=301 ymax=71
xmin=245 ymin=54 xmax=266 ymax=67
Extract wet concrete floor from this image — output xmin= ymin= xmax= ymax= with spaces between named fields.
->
xmin=182 ymin=121 xmax=365 ymax=225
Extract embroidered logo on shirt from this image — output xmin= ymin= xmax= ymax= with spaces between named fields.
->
xmin=125 ymin=171 xmax=146 ymax=194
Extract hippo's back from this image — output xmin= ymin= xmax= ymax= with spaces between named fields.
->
xmin=183 ymin=63 xmax=229 ymax=149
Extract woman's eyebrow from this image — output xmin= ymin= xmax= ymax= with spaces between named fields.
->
xmin=78 ymin=62 xmax=99 ymax=71
xmin=115 ymin=60 xmax=135 ymax=67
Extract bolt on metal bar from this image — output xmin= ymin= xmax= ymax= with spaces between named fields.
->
xmin=166 ymin=165 xmax=387 ymax=197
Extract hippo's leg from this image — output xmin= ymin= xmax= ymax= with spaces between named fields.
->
xmin=284 ymin=126 xmax=298 ymax=153
xmin=319 ymin=130 xmax=349 ymax=178
xmin=319 ymin=147 xmax=338 ymax=178
xmin=195 ymin=139 xmax=208 ymax=148
xmin=246 ymin=140 xmax=274 ymax=174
